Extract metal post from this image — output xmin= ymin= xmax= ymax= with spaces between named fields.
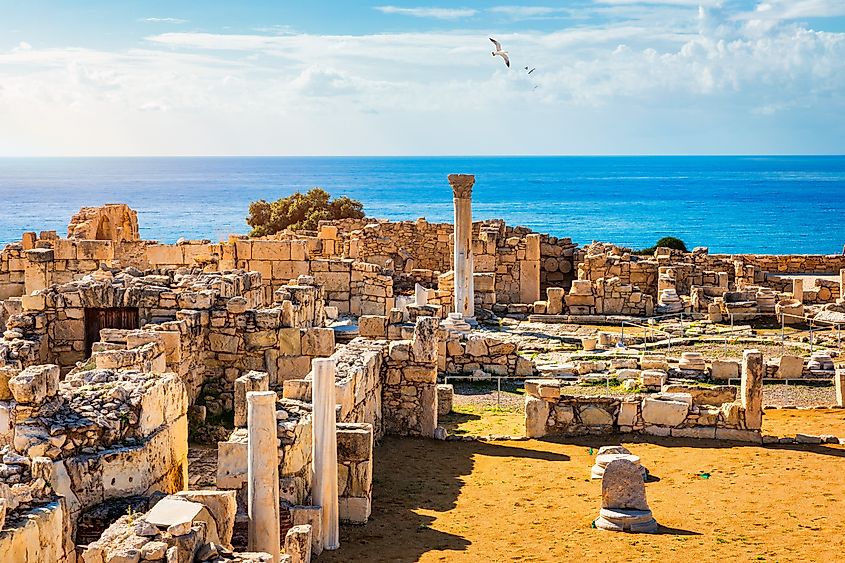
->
xmin=810 ymin=320 xmax=814 ymax=353
xmin=781 ymin=313 xmax=785 ymax=357
xmin=497 ymin=376 xmax=501 ymax=411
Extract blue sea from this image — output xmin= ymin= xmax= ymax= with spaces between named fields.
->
xmin=0 ymin=156 xmax=842 ymax=254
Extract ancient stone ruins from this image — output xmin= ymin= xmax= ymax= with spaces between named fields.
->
xmin=0 ymin=176 xmax=843 ymax=560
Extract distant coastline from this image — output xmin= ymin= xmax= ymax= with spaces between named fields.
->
xmin=0 ymin=155 xmax=843 ymax=254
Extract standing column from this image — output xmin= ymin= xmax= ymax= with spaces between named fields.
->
xmin=247 ymin=391 xmax=280 ymax=562
xmin=741 ymin=349 xmax=764 ymax=431
xmin=448 ymin=174 xmax=475 ymax=321
xmin=839 ymin=269 xmax=845 ymax=304
xmin=312 ymin=358 xmax=339 ymax=551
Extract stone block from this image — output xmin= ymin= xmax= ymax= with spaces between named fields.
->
xmin=285 ymin=524 xmax=312 ymax=563
xmin=8 ymin=364 xmax=59 ymax=405
xmin=641 ymin=397 xmax=689 ymax=427
xmin=525 ymin=396 xmax=549 ymax=438
xmin=301 ymin=328 xmax=335 ymax=357
xmin=358 ymin=315 xmax=387 ymax=339
xmin=710 ymin=359 xmax=740 ymax=381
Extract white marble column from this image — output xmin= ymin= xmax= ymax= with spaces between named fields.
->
xmin=414 ymin=283 xmax=428 ymax=307
xmin=247 ymin=391 xmax=280 ymax=562
xmin=311 ymin=358 xmax=339 ymax=551
xmin=448 ymin=174 xmax=475 ymax=321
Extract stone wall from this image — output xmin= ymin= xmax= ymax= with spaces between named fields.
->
xmin=382 ymin=317 xmax=439 ymax=437
xmin=438 ymin=331 xmax=534 ymax=377
xmin=525 ymin=351 xmax=763 ymax=442
xmin=0 ymin=363 xmax=190 ymax=553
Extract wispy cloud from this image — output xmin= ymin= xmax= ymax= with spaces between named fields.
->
xmin=489 ymin=6 xmax=570 ymax=18
xmin=737 ymin=0 xmax=845 ymax=20
xmin=374 ymin=6 xmax=477 ymax=19
xmin=140 ymin=17 xmax=188 ymax=24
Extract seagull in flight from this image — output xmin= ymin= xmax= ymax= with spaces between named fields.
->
xmin=524 ymin=66 xmax=536 ymax=74
xmin=489 ymin=37 xmax=509 ymax=68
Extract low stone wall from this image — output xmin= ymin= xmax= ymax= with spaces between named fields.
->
xmin=0 ymin=499 xmax=74 ymax=563
xmin=439 ymin=331 xmax=534 ymax=377
xmin=526 ymin=384 xmax=759 ymax=442
xmin=525 ymin=350 xmax=763 ymax=442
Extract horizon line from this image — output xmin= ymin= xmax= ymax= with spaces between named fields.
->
xmin=1 ymin=154 xmax=844 ymax=159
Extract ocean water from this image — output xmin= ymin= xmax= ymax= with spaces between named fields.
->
xmin=0 ymin=156 xmax=842 ymax=254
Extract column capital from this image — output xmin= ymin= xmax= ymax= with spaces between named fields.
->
xmin=447 ymin=174 xmax=475 ymax=199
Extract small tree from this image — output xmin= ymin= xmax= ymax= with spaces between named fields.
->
xmin=246 ymin=188 xmax=364 ymax=236
xmin=634 ymin=236 xmax=688 ymax=255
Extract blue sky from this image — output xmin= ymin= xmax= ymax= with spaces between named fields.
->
xmin=2 ymin=1 xmax=844 ymax=155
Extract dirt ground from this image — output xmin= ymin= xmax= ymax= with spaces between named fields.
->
xmin=323 ymin=435 xmax=845 ymax=563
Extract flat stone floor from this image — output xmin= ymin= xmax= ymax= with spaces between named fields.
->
xmin=321 ymin=435 xmax=845 ymax=562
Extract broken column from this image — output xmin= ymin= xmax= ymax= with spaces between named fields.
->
xmin=741 ymin=349 xmax=764 ymax=430
xmin=792 ymin=278 xmax=804 ymax=303
xmin=594 ymin=458 xmax=657 ymax=533
xmin=448 ymin=174 xmax=475 ymax=322
xmin=835 ymin=368 xmax=845 ymax=408
xmin=247 ymin=390 xmax=280 ymax=562
xmin=311 ymin=357 xmax=340 ymax=551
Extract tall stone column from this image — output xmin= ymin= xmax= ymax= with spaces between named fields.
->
xmin=311 ymin=358 xmax=340 ymax=551
xmin=448 ymin=174 xmax=475 ymax=321
xmin=741 ymin=349 xmax=763 ymax=431
xmin=247 ymin=391 xmax=280 ymax=562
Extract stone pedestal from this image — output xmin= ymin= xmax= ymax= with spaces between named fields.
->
xmin=441 ymin=312 xmax=472 ymax=334
xmin=311 ymin=358 xmax=340 ymax=551
xmin=657 ymin=288 xmax=682 ymax=314
xmin=247 ymin=391 xmax=280 ymax=562
xmin=595 ymin=458 xmax=657 ymax=533
xmin=448 ymin=174 xmax=475 ymax=321
xmin=741 ymin=349 xmax=763 ymax=430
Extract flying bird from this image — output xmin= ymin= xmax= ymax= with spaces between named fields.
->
xmin=525 ymin=66 xmax=536 ymax=74
xmin=489 ymin=37 xmax=509 ymax=68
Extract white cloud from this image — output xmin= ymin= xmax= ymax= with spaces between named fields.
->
xmin=489 ymin=6 xmax=568 ymax=17
xmin=739 ymin=0 xmax=845 ymax=20
xmin=0 ymin=3 xmax=843 ymax=155
xmin=374 ymin=6 xmax=477 ymax=19
xmin=12 ymin=41 xmax=32 ymax=52
xmin=140 ymin=17 xmax=188 ymax=24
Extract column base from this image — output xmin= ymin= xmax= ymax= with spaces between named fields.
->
xmin=441 ymin=312 xmax=475 ymax=333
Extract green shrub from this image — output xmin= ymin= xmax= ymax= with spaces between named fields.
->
xmin=634 ymin=236 xmax=688 ymax=255
xmin=247 ymin=188 xmax=364 ymax=236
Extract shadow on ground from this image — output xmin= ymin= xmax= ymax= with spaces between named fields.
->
xmin=320 ymin=437 xmax=569 ymax=563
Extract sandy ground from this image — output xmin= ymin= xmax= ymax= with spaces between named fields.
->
xmin=763 ymin=408 xmax=845 ymax=437
xmin=323 ymin=435 xmax=845 ymax=563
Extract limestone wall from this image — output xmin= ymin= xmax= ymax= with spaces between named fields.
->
xmin=438 ymin=331 xmax=534 ymax=377
xmin=525 ymin=380 xmax=760 ymax=443
xmin=0 ymin=500 xmax=74 ymax=563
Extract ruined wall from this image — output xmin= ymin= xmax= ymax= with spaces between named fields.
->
xmin=67 ymin=204 xmax=139 ymax=243
xmin=525 ymin=381 xmax=759 ymax=442
xmin=438 ymin=331 xmax=534 ymax=377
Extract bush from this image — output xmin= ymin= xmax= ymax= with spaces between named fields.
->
xmin=247 ymin=188 xmax=364 ymax=236
xmin=634 ymin=236 xmax=688 ymax=255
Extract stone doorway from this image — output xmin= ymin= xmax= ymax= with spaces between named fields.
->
xmin=84 ymin=307 xmax=140 ymax=357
